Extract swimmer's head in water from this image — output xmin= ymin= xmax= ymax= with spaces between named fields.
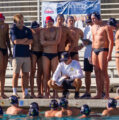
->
xmin=0 ymin=13 xmax=5 ymax=21
xmin=30 ymin=102 xmax=39 ymax=110
xmin=31 ymin=21 xmax=40 ymax=28
xmin=80 ymin=104 xmax=91 ymax=116
xmin=29 ymin=108 xmax=39 ymax=117
xmin=49 ymin=99 xmax=59 ymax=110
xmin=108 ymin=98 xmax=117 ymax=108
xmin=0 ymin=106 xmax=3 ymax=115
xmin=91 ymin=12 xmax=101 ymax=20
xmin=45 ymin=16 xmax=54 ymax=23
xmin=108 ymin=18 xmax=117 ymax=27
xmin=59 ymin=98 xmax=68 ymax=108
xmin=9 ymin=95 xmax=18 ymax=105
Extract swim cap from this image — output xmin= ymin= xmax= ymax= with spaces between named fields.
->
xmin=31 ymin=21 xmax=39 ymax=28
xmin=30 ymin=102 xmax=39 ymax=110
xmin=108 ymin=18 xmax=117 ymax=27
xmin=9 ymin=95 xmax=18 ymax=105
xmin=29 ymin=108 xmax=39 ymax=117
xmin=108 ymin=98 xmax=117 ymax=108
xmin=92 ymin=12 xmax=101 ymax=20
xmin=86 ymin=14 xmax=92 ymax=23
xmin=49 ymin=99 xmax=58 ymax=110
xmin=80 ymin=104 xmax=91 ymax=116
xmin=59 ymin=98 xmax=68 ymax=108
xmin=66 ymin=16 xmax=75 ymax=23
xmin=0 ymin=13 xmax=5 ymax=21
xmin=0 ymin=106 xmax=3 ymax=115
xmin=56 ymin=14 xmax=64 ymax=20
xmin=45 ymin=16 xmax=54 ymax=23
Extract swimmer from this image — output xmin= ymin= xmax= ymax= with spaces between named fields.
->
xmin=55 ymin=98 xmax=72 ymax=117
xmin=102 ymin=98 xmax=119 ymax=116
xmin=6 ymin=95 xmax=28 ymax=115
xmin=45 ymin=99 xmax=59 ymax=117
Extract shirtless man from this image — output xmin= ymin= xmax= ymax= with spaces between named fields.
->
xmin=91 ymin=12 xmax=113 ymax=99
xmin=55 ymin=14 xmax=75 ymax=59
xmin=0 ymin=13 xmax=12 ymax=98
xmin=102 ymin=98 xmax=119 ymax=116
xmin=30 ymin=21 xmax=43 ymax=98
xmin=45 ymin=99 xmax=59 ymax=117
xmin=66 ymin=16 xmax=83 ymax=60
xmin=40 ymin=16 xmax=61 ymax=98
xmin=55 ymin=98 xmax=72 ymax=117
xmin=6 ymin=95 xmax=28 ymax=115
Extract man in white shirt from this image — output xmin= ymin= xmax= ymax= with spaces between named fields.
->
xmin=80 ymin=14 xmax=93 ymax=99
xmin=48 ymin=52 xmax=83 ymax=99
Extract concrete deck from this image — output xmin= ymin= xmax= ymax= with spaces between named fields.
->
xmin=0 ymin=93 xmax=119 ymax=108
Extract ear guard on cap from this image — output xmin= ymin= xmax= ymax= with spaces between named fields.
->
xmin=59 ymin=98 xmax=68 ymax=108
xmin=9 ymin=95 xmax=18 ymax=105
xmin=29 ymin=108 xmax=39 ymax=117
xmin=30 ymin=102 xmax=39 ymax=110
xmin=108 ymin=98 xmax=117 ymax=108
xmin=49 ymin=99 xmax=59 ymax=110
xmin=80 ymin=104 xmax=91 ymax=116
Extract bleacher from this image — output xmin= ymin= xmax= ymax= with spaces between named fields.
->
xmin=0 ymin=0 xmax=119 ymax=92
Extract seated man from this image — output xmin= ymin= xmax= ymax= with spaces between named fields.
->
xmin=79 ymin=104 xmax=101 ymax=119
xmin=45 ymin=99 xmax=59 ymax=117
xmin=55 ymin=98 xmax=72 ymax=117
xmin=48 ymin=52 xmax=83 ymax=98
xmin=102 ymin=98 xmax=119 ymax=116
xmin=6 ymin=95 xmax=28 ymax=115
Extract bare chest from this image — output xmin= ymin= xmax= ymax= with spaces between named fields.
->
xmin=45 ymin=28 xmax=56 ymax=41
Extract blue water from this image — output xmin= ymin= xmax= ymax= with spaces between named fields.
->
xmin=2 ymin=113 xmax=119 ymax=120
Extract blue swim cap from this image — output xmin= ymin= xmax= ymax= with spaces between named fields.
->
xmin=9 ymin=95 xmax=18 ymax=105
xmin=0 ymin=106 xmax=3 ymax=115
xmin=29 ymin=108 xmax=39 ymax=117
xmin=56 ymin=14 xmax=65 ymax=21
xmin=80 ymin=104 xmax=91 ymax=116
xmin=108 ymin=98 xmax=117 ymax=108
xmin=30 ymin=102 xmax=39 ymax=110
xmin=86 ymin=14 xmax=92 ymax=23
xmin=31 ymin=21 xmax=39 ymax=28
xmin=59 ymin=98 xmax=68 ymax=108
xmin=92 ymin=12 xmax=101 ymax=20
xmin=66 ymin=16 xmax=75 ymax=23
xmin=49 ymin=99 xmax=58 ymax=110
xmin=108 ymin=18 xmax=117 ymax=27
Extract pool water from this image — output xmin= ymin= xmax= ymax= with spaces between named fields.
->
xmin=2 ymin=113 xmax=119 ymax=120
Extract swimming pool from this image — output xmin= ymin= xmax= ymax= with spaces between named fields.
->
xmin=2 ymin=113 xmax=119 ymax=120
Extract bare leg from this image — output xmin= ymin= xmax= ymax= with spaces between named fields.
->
xmin=21 ymin=72 xmax=29 ymax=98
xmin=85 ymin=71 xmax=91 ymax=93
xmin=92 ymin=52 xmax=102 ymax=99
xmin=51 ymin=56 xmax=59 ymax=98
xmin=37 ymin=58 xmax=43 ymax=97
xmin=99 ymin=52 xmax=109 ymax=99
xmin=73 ymin=78 xmax=82 ymax=92
xmin=30 ymin=54 xmax=37 ymax=98
xmin=42 ymin=56 xmax=50 ymax=98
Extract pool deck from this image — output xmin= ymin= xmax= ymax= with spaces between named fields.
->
xmin=0 ymin=93 xmax=119 ymax=108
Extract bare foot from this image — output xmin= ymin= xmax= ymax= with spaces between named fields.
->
xmin=92 ymin=95 xmax=102 ymax=99
xmin=0 ymin=94 xmax=8 ymax=99
xmin=104 ymin=95 xmax=109 ymax=99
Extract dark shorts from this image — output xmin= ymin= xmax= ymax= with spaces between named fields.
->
xmin=62 ymin=79 xmax=75 ymax=89
xmin=84 ymin=58 xmax=93 ymax=72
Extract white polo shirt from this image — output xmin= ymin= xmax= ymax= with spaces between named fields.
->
xmin=52 ymin=60 xmax=83 ymax=86
xmin=83 ymin=25 xmax=92 ymax=58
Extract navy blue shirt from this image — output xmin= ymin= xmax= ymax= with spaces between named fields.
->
xmin=10 ymin=24 xmax=33 ymax=58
